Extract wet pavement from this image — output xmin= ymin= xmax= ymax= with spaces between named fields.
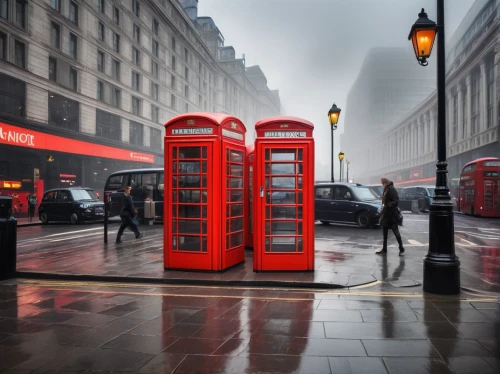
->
xmin=13 ymin=213 xmax=500 ymax=293
xmin=0 ymin=279 xmax=499 ymax=373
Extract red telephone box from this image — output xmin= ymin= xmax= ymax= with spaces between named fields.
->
xmin=163 ymin=113 xmax=247 ymax=271
xmin=245 ymin=144 xmax=255 ymax=249
xmin=253 ymin=116 xmax=315 ymax=271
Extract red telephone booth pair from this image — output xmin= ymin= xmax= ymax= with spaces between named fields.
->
xmin=164 ymin=114 xmax=315 ymax=272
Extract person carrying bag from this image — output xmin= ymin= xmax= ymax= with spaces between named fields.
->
xmin=376 ymin=178 xmax=405 ymax=256
xmin=116 ymin=186 xmax=143 ymax=244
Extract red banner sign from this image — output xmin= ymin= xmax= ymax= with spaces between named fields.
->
xmin=410 ymin=168 xmax=423 ymax=179
xmin=0 ymin=122 xmax=154 ymax=164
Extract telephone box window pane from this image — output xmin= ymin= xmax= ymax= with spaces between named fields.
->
xmin=230 ymin=232 xmax=243 ymax=247
xmin=266 ymin=206 xmax=270 ymax=219
xmin=202 ymin=221 xmax=207 ymax=234
xmin=227 ymin=178 xmax=243 ymax=188
xmin=178 ymin=220 xmax=200 ymax=234
xmin=227 ymin=190 xmax=243 ymax=203
xmin=179 ymin=147 xmax=200 ymax=158
xmin=230 ymin=164 xmax=243 ymax=176
xmin=272 ymin=149 xmax=296 ymax=161
xmin=298 ymin=238 xmax=303 ymax=252
xmin=265 ymin=149 xmax=270 ymax=161
xmin=172 ymin=220 xmax=177 ymax=233
xmin=298 ymin=222 xmax=303 ymax=235
xmin=202 ymin=146 xmax=207 ymax=158
xmin=202 ymin=161 xmax=207 ymax=173
xmin=201 ymin=176 xmax=207 ymax=187
xmin=178 ymin=161 xmax=199 ymax=175
xmin=227 ymin=204 xmax=243 ymax=216
xmin=272 ymin=177 xmax=295 ymax=189
xmin=298 ymin=177 xmax=303 ymax=189
xmin=229 ymin=218 xmax=243 ymax=231
xmin=265 ymin=222 xmax=270 ymax=235
xmin=298 ymin=164 xmax=303 ymax=174
xmin=178 ymin=236 xmax=200 ymax=251
xmin=271 ymin=237 xmax=295 ymax=252
xmin=172 ymin=206 xmax=176 ymax=216
xmin=172 ymin=236 xmax=177 ymax=250
xmin=173 ymin=148 xmax=177 ymax=158
xmin=272 ymin=207 xmax=296 ymax=219
xmin=270 ymin=163 xmax=295 ymax=175
xmin=298 ymin=192 xmax=303 ymax=204
xmin=202 ymin=237 xmax=207 ymax=252
xmin=298 ymin=149 xmax=303 ymax=161
xmin=179 ymin=190 xmax=200 ymax=203
xmin=201 ymin=191 xmax=207 ymax=203
xmin=273 ymin=221 xmax=296 ymax=234
xmin=228 ymin=150 xmax=243 ymax=163
xmin=269 ymin=191 xmax=294 ymax=204
xmin=172 ymin=191 xmax=177 ymax=202
xmin=265 ymin=238 xmax=270 ymax=252
xmin=298 ymin=207 xmax=303 ymax=219
xmin=202 ymin=206 xmax=207 ymax=218
xmin=178 ymin=206 xmax=201 ymax=218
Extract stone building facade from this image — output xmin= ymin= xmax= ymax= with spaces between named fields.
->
xmin=0 ymin=0 xmax=280 ymax=193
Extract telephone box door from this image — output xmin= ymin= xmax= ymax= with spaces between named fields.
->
xmin=165 ymin=142 xmax=215 ymax=270
xmin=255 ymin=144 xmax=314 ymax=271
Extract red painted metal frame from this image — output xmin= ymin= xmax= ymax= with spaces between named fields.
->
xmin=163 ymin=113 xmax=247 ymax=271
xmin=253 ymin=117 xmax=315 ymax=271
xmin=245 ymin=144 xmax=255 ymax=249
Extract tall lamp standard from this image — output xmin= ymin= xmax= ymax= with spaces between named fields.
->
xmin=408 ymin=3 xmax=460 ymax=294
xmin=346 ymin=160 xmax=350 ymax=182
xmin=328 ymin=103 xmax=341 ymax=182
xmin=338 ymin=152 xmax=345 ymax=182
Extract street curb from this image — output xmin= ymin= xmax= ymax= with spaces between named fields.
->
xmin=17 ymin=222 xmax=42 ymax=227
xmin=14 ymin=271 xmax=363 ymax=290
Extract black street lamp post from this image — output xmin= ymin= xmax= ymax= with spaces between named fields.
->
xmin=338 ymin=152 xmax=345 ymax=182
xmin=328 ymin=104 xmax=341 ymax=182
xmin=408 ymin=2 xmax=460 ymax=294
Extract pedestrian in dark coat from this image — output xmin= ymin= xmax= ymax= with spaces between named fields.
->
xmin=376 ymin=178 xmax=405 ymax=256
xmin=116 ymin=186 xmax=143 ymax=243
xmin=27 ymin=193 xmax=37 ymax=222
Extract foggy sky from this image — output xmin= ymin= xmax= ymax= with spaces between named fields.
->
xmin=198 ymin=0 xmax=476 ymax=180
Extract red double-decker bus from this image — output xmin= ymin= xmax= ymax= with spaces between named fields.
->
xmin=459 ymin=157 xmax=500 ymax=217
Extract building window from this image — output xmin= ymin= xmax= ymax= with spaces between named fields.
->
xmin=69 ymin=1 xmax=78 ymax=25
xmin=15 ymin=0 xmax=25 ymax=28
xmin=113 ymin=33 xmax=120 ymax=52
xmin=171 ymin=74 xmax=175 ymax=89
xmin=98 ymin=22 xmax=105 ymax=41
xmin=185 ymin=66 xmax=188 ymax=80
xmin=132 ymin=47 xmax=140 ymax=66
xmin=133 ymin=24 xmax=140 ymax=43
xmin=98 ymin=0 xmax=104 ymax=13
xmin=151 ymin=105 xmax=159 ymax=123
xmin=171 ymin=36 xmax=176 ymax=52
xmin=171 ymin=94 xmax=176 ymax=109
xmin=132 ymin=71 xmax=140 ymax=91
xmin=487 ymin=62 xmax=495 ymax=128
xmin=131 ymin=96 xmax=141 ymax=116
xmin=198 ymin=94 xmax=201 ymax=106
xmin=112 ymin=59 xmax=120 ymax=80
xmin=0 ymin=32 xmax=6 ymax=60
xmin=97 ymin=80 xmax=104 ymax=101
xmin=151 ymin=82 xmax=158 ymax=101
xmin=150 ymin=127 xmax=161 ymax=149
xmin=151 ymin=60 xmax=158 ymax=79
xmin=49 ymin=56 xmax=57 ymax=81
xmin=69 ymin=33 xmax=77 ymax=59
xmin=113 ymin=6 xmax=119 ymax=24
xmin=0 ymin=0 xmax=8 ymax=20
xmin=471 ymin=69 xmax=480 ymax=134
xmin=69 ymin=66 xmax=77 ymax=90
xmin=152 ymin=39 xmax=158 ymax=57
xmin=50 ymin=0 xmax=60 ymax=12
xmin=199 ymin=61 xmax=202 ymax=74
xmin=153 ymin=19 xmax=159 ymax=37
xmin=96 ymin=109 xmax=121 ymax=141
xmin=184 ymin=85 xmax=188 ymax=99
xmin=0 ymin=72 xmax=25 ymax=118
xmin=132 ymin=0 xmax=140 ymax=17
xmin=130 ymin=121 xmax=143 ymax=145
xmin=185 ymin=102 xmax=188 ymax=113
xmin=452 ymin=94 xmax=458 ymax=143
xmin=49 ymin=93 xmax=79 ymax=132
xmin=461 ymin=88 xmax=466 ymax=139
xmin=14 ymin=40 xmax=25 ymax=68
xmin=171 ymin=55 xmax=176 ymax=71
xmin=97 ymin=51 xmax=104 ymax=72
xmin=51 ymin=23 xmax=61 ymax=50
xmin=184 ymin=47 xmax=188 ymax=62
xmin=111 ymin=87 xmax=120 ymax=108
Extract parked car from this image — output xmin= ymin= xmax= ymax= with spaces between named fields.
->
xmin=400 ymin=186 xmax=435 ymax=213
xmin=38 ymin=187 xmax=104 ymax=224
xmin=315 ymin=182 xmax=382 ymax=228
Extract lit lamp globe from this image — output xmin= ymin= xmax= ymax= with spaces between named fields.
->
xmin=328 ymin=103 xmax=341 ymax=130
xmin=338 ymin=152 xmax=345 ymax=161
xmin=408 ymin=8 xmax=437 ymax=66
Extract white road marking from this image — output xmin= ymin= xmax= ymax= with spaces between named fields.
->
xmin=408 ymin=239 xmax=427 ymax=246
xmin=456 ymin=237 xmax=478 ymax=246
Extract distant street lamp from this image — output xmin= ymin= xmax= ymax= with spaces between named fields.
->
xmin=408 ymin=2 xmax=460 ymax=294
xmin=346 ymin=159 xmax=350 ymax=183
xmin=328 ymin=103 xmax=341 ymax=182
xmin=338 ymin=152 xmax=345 ymax=182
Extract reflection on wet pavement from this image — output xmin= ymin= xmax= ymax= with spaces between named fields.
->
xmin=0 ymin=280 xmax=498 ymax=373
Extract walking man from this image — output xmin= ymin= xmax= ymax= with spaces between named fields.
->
xmin=116 ymin=186 xmax=143 ymax=244
xmin=376 ymin=177 xmax=405 ymax=256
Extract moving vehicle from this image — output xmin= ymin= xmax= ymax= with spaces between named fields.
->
xmin=38 ymin=187 xmax=104 ymax=224
xmin=315 ymin=182 xmax=382 ymax=228
xmin=459 ymin=157 xmax=500 ymax=217
xmin=104 ymin=168 xmax=164 ymax=220
xmin=400 ymin=185 xmax=435 ymax=213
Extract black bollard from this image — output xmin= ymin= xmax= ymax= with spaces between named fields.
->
xmin=0 ymin=197 xmax=17 ymax=280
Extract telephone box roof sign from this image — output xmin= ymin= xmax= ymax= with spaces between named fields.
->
xmin=165 ymin=112 xmax=246 ymax=143
xmin=255 ymin=116 xmax=314 ymax=138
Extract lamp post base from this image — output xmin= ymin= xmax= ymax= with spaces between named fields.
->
xmin=423 ymin=200 xmax=460 ymax=295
